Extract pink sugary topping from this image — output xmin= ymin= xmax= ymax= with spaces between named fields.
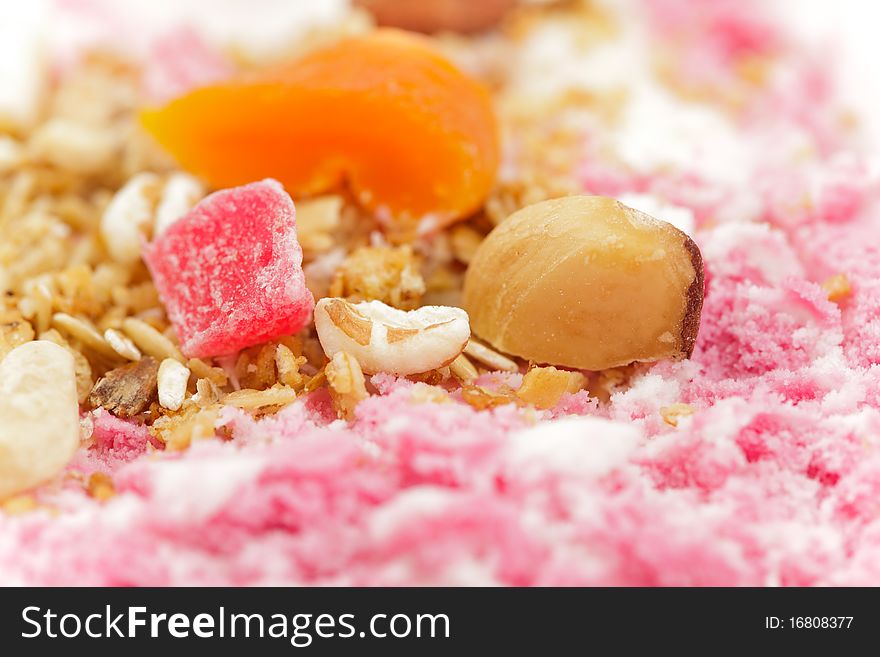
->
xmin=143 ymin=179 xmax=314 ymax=358
xmin=7 ymin=1 xmax=880 ymax=586
xmin=642 ymin=0 xmax=781 ymax=99
xmin=67 ymin=410 xmax=158 ymax=480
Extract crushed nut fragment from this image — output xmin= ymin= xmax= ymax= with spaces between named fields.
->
xmin=516 ymin=366 xmax=586 ymax=409
xmin=193 ymin=377 xmax=222 ymax=406
xmin=87 ymin=471 xmax=115 ymax=502
xmin=276 ymin=343 xmax=308 ymax=389
xmin=1 ymin=495 xmax=39 ymax=515
xmin=660 ymin=403 xmax=696 ymax=427
xmin=822 ymin=273 xmax=852 ymax=303
xmin=236 ymin=342 xmax=280 ymax=391
xmin=151 ymin=403 xmax=220 ymax=451
xmin=329 ymin=245 xmax=426 ymax=309
xmin=325 ymin=351 xmax=368 ymax=420
xmin=460 ymin=384 xmax=520 ymax=410
xmin=410 ymin=382 xmax=451 ymax=404
xmin=88 ymin=356 xmax=159 ymax=418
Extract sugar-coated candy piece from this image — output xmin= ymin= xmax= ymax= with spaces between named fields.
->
xmin=143 ymin=179 xmax=313 ymax=358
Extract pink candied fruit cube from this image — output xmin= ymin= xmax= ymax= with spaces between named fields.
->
xmin=143 ymin=179 xmax=313 ymax=358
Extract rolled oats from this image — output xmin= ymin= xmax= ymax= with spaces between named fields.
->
xmin=223 ymin=385 xmax=298 ymax=410
xmin=104 ymin=327 xmax=142 ymax=361
xmin=449 ymin=353 xmax=479 ymax=383
xmin=463 ymin=338 xmax=519 ymax=372
xmin=52 ymin=312 xmax=118 ymax=359
xmin=122 ymin=317 xmax=184 ymax=363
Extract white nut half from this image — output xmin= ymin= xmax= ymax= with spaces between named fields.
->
xmin=314 ymin=298 xmax=470 ymax=375
xmin=0 ymin=341 xmax=80 ymax=499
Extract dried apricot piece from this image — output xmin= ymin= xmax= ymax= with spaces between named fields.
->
xmin=141 ymin=30 xmax=499 ymax=226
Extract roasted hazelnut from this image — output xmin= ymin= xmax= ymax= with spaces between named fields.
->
xmin=462 ymin=196 xmax=703 ymax=370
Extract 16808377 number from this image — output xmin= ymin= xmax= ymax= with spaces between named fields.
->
xmin=790 ymin=617 xmax=853 ymax=629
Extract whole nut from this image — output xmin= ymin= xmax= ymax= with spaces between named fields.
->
xmin=462 ymin=196 xmax=704 ymax=371
xmin=0 ymin=341 xmax=80 ymax=499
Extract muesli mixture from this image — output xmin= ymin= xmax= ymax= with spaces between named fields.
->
xmin=2 ymin=0 xmax=880 ymax=585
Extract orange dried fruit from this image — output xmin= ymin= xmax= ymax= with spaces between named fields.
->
xmin=141 ymin=30 xmax=499 ymax=226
